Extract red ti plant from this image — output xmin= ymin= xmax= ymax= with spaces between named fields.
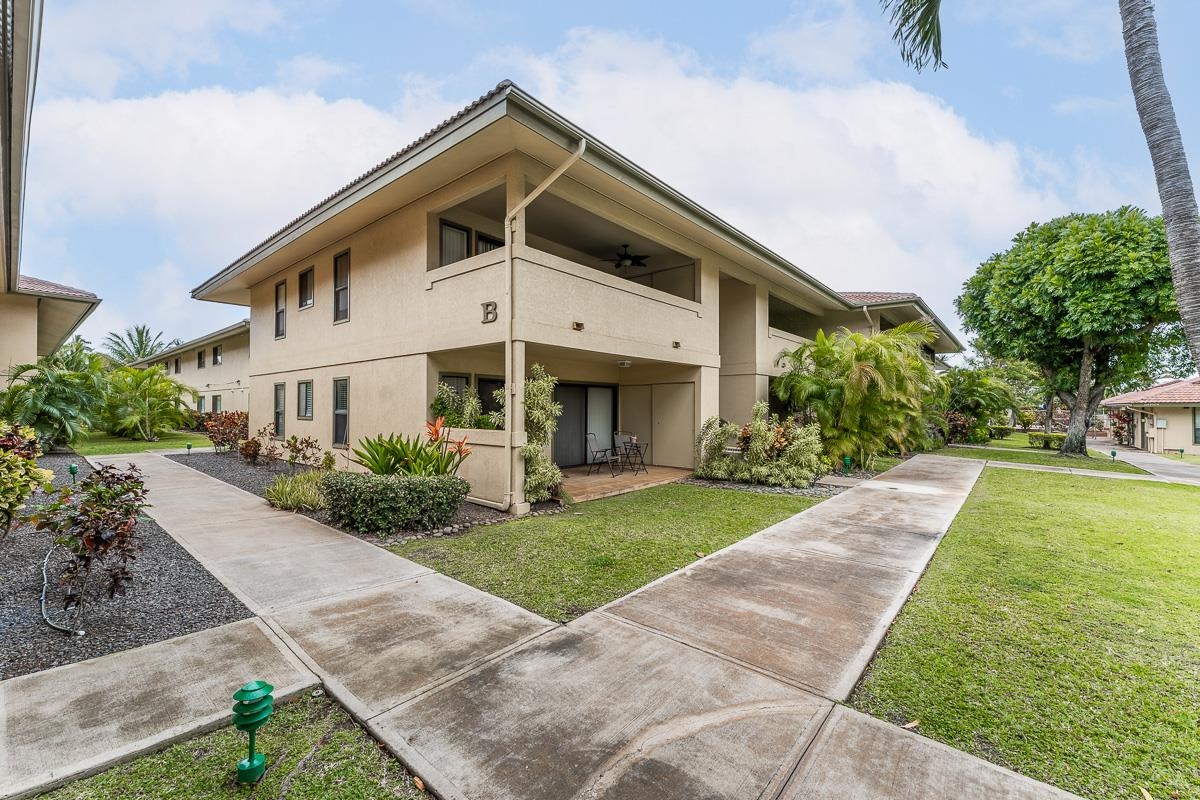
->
xmin=425 ymin=416 xmax=472 ymax=475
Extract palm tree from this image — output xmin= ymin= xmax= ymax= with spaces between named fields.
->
xmin=774 ymin=321 xmax=943 ymax=466
xmin=0 ymin=339 xmax=108 ymax=446
xmin=879 ymin=0 xmax=1200 ymax=367
xmin=103 ymin=366 xmax=196 ymax=441
xmin=102 ymin=325 xmax=179 ymax=365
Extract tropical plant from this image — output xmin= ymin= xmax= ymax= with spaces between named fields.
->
xmin=774 ymin=321 xmax=943 ymax=465
xmin=25 ymin=464 xmax=149 ymax=621
xmin=102 ymin=366 xmax=196 ymax=441
xmin=957 ymin=208 xmax=1181 ymax=455
xmin=430 ymin=382 xmax=494 ymax=429
xmin=239 ymin=437 xmax=261 ymax=463
xmin=942 ymin=367 xmax=1017 ymax=442
xmin=282 ymin=435 xmax=322 ymax=471
xmin=0 ymin=338 xmax=108 ymax=447
xmin=351 ymin=419 xmax=470 ymax=477
xmin=695 ymin=402 xmax=825 ymax=487
xmin=205 ymin=411 xmax=250 ymax=453
xmin=101 ymin=325 xmax=179 ymax=365
xmin=487 ymin=364 xmax=564 ymax=503
xmin=265 ymin=471 xmax=327 ymax=512
xmin=880 ymin=0 xmax=1200 ymax=368
xmin=1 ymin=422 xmax=53 ymax=537
xmin=1015 ymin=409 xmax=1037 ymax=433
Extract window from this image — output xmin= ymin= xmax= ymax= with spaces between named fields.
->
xmin=196 ymin=396 xmax=205 ymax=413
xmin=173 ymin=357 xmax=180 ymax=374
xmin=1194 ymin=408 xmax=1200 ymax=445
xmin=274 ymin=281 xmax=287 ymax=338
xmin=476 ymin=232 xmax=504 ymax=255
xmin=439 ymin=221 xmax=471 ymax=266
xmin=297 ymin=380 xmax=313 ymax=419
xmin=477 ymin=377 xmax=505 ymax=418
xmin=273 ymin=383 xmax=285 ymax=438
xmin=212 ymin=395 xmax=223 ymax=413
xmin=212 ymin=344 xmax=223 ymax=365
xmin=333 ymin=378 xmax=349 ymax=446
xmin=299 ymin=267 xmax=314 ymax=309
xmin=197 ymin=349 xmax=205 ymax=369
xmin=333 ymin=251 xmax=350 ymax=322
xmin=440 ymin=373 xmax=469 ymax=396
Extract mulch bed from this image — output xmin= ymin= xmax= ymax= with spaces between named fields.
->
xmin=167 ymin=451 xmax=562 ymax=546
xmin=0 ymin=453 xmax=252 ymax=680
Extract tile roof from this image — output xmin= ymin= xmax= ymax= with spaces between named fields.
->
xmin=17 ymin=274 xmax=99 ymax=300
xmin=838 ymin=291 xmax=921 ymax=305
xmin=219 ymin=80 xmax=514 ymax=276
xmin=1102 ymin=378 xmax=1200 ymax=406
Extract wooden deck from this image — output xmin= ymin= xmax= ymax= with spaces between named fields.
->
xmin=560 ymin=465 xmax=692 ymax=503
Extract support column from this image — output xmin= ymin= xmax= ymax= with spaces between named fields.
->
xmin=509 ymin=339 xmax=529 ymax=514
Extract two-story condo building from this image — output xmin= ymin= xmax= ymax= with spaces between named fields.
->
xmin=1 ymin=0 xmax=99 ymax=375
xmin=191 ymin=81 xmax=959 ymax=512
xmin=136 ymin=320 xmax=251 ymax=413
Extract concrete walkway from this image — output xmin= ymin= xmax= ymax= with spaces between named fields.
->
xmin=946 ymin=442 xmax=1200 ymax=486
xmin=1101 ymin=442 xmax=1200 ymax=484
xmin=1 ymin=453 xmax=1080 ymax=800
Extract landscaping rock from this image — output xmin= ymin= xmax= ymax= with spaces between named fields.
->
xmin=0 ymin=453 xmax=252 ymax=680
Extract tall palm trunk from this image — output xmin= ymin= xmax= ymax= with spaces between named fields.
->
xmin=1120 ymin=0 xmax=1200 ymax=367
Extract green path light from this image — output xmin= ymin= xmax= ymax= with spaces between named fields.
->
xmin=842 ymin=456 xmax=852 ymax=476
xmin=186 ymin=442 xmax=193 ymax=456
xmin=1110 ymin=449 xmax=1118 ymax=463
xmin=232 ymin=680 xmax=274 ymax=784
xmin=67 ymin=463 xmax=78 ymax=484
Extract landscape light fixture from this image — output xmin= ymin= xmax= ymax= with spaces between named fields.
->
xmin=232 ymin=680 xmax=274 ymax=784
xmin=842 ymin=456 xmax=852 ymax=476
xmin=1110 ymin=449 xmax=1117 ymax=462
xmin=67 ymin=463 xmax=78 ymax=484
xmin=186 ymin=442 xmax=193 ymax=456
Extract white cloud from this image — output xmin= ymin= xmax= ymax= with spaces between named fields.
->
xmin=748 ymin=0 xmax=885 ymax=82
xmin=39 ymin=0 xmax=282 ymax=98
xmin=275 ymin=55 xmax=349 ymax=93
xmin=1053 ymin=95 xmax=1128 ymax=116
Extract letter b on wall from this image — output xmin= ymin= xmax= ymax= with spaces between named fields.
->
xmin=481 ymin=301 xmax=498 ymax=324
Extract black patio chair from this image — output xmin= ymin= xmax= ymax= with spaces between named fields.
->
xmin=586 ymin=432 xmax=621 ymax=476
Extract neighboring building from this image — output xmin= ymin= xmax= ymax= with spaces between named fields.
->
xmin=191 ymin=81 xmax=960 ymax=512
xmin=836 ymin=292 xmax=961 ymax=371
xmin=1 ymin=0 xmax=100 ymax=375
xmin=137 ymin=320 xmax=251 ymax=414
xmin=1102 ymin=378 xmax=1200 ymax=455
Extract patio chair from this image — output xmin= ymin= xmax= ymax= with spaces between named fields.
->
xmin=586 ymin=432 xmax=620 ymax=476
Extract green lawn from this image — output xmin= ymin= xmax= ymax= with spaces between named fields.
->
xmin=938 ymin=444 xmax=1147 ymax=473
xmin=392 ymin=483 xmax=819 ymax=622
xmin=1161 ymin=451 xmax=1200 ymax=466
xmin=982 ymin=431 xmax=1039 ymax=449
xmin=44 ymin=695 xmax=426 ymax=799
xmin=850 ymin=469 xmax=1200 ymax=799
xmin=73 ymin=429 xmax=211 ymax=456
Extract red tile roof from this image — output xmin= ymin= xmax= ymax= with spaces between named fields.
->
xmin=839 ymin=291 xmax=921 ymax=305
xmin=1102 ymin=378 xmax=1200 ymax=406
xmin=17 ymin=275 xmax=99 ymax=301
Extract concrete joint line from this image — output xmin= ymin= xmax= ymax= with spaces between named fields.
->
xmin=767 ymin=702 xmax=838 ymax=800
xmin=260 ymin=569 xmax=438 ymax=616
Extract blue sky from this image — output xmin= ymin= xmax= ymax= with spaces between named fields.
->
xmin=21 ymin=0 xmax=1200 ymax=346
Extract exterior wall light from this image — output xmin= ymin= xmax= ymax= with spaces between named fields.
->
xmin=572 ymin=321 xmax=585 ymax=331
xmin=232 ymin=680 xmax=274 ymax=783
xmin=617 ymin=360 xmax=632 ymax=368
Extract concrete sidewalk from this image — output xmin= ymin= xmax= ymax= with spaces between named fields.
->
xmin=2 ymin=453 xmax=1081 ymax=800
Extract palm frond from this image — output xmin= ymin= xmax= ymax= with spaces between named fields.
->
xmin=881 ymin=0 xmax=946 ymax=72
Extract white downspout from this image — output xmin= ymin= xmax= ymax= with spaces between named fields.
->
xmin=502 ymin=139 xmax=586 ymax=510
xmin=860 ymin=305 xmax=874 ymax=333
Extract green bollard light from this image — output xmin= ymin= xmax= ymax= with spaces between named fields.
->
xmin=67 ymin=463 xmax=78 ymax=484
xmin=232 ymin=680 xmax=274 ymax=784
xmin=842 ymin=456 xmax=852 ymax=476
xmin=186 ymin=442 xmax=193 ymax=456
xmin=1110 ymin=449 xmax=1117 ymax=463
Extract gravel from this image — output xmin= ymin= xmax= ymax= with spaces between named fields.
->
xmin=0 ymin=453 xmax=252 ymax=680
xmin=167 ymin=451 xmax=563 ymax=546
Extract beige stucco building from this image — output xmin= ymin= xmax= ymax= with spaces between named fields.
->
xmin=1102 ymin=378 xmax=1200 ymax=455
xmin=136 ymin=320 xmax=251 ymax=413
xmin=1 ymin=1 xmax=99 ymax=376
xmin=192 ymin=81 xmax=959 ymax=512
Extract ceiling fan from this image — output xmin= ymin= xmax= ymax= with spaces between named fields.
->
xmin=604 ymin=244 xmax=649 ymax=270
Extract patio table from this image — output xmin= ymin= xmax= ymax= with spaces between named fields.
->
xmin=620 ymin=440 xmax=649 ymax=475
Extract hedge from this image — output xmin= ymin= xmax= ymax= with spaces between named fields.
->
xmin=320 ymin=471 xmax=469 ymax=533
xmin=989 ymin=425 xmax=1014 ymax=439
xmin=1027 ymin=432 xmax=1067 ymax=449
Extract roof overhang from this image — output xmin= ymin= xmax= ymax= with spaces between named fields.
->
xmin=855 ymin=298 xmax=964 ymax=354
xmin=3 ymin=0 xmax=43 ymax=294
xmin=130 ymin=319 xmax=250 ymax=367
xmin=192 ymin=82 xmax=848 ymax=312
xmin=15 ymin=283 xmax=99 ymax=356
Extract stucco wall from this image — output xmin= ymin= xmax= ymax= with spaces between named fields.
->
xmin=154 ymin=329 xmax=251 ymax=412
xmin=1141 ymin=406 xmax=1200 ymax=454
xmin=0 ymin=293 xmax=39 ymax=375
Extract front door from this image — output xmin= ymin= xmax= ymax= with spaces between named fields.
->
xmin=553 ymin=384 xmax=617 ymax=467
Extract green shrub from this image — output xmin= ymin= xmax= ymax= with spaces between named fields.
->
xmin=695 ymin=402 xmax=824 ymax=488
xmin=1028 ymin=432 xmax=1067 ymax=449
xmin=102 ymin=366 xmax=196 ymax=440
xmin=1015 ymin=410 xmax=1037 ymax=432
xmin=430 ymin=382 xmax=495 ymax=429
xmin=265 ymin=471 xmax=327 ymax=511
xmin=989 ymin=425 xmax=1014 ymax=439
xmin=321 ymin=471 xmax=469 ymax=533
xmin=351 ymin=420 xmax=469 ymax=477
xmin=485 ymin=364 xmax=564 ymax=503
